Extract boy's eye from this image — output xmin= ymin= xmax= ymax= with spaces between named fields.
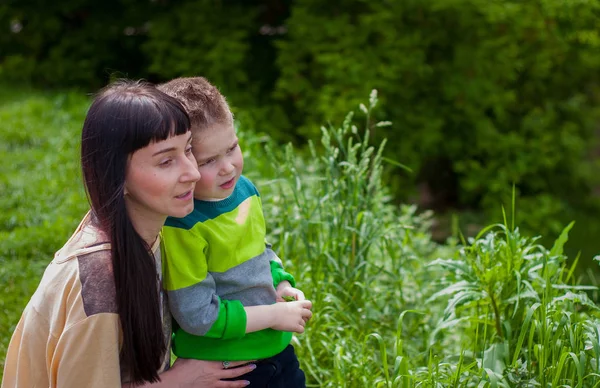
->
xmin=228 ymin=144 xmax=238 ymax=153
xmin=199 ymin=158 xmax=215 ymax=167
xmin=185 ymin=146 xmax=193 ymax=154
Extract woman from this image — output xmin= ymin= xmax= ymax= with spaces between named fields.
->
xmin=2 ymin=80 xmax=255 ymax=387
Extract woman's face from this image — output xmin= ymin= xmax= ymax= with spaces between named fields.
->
xmin=124 ymin=131 xmax=200 ymax=224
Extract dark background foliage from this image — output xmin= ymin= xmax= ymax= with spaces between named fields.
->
xmin=2 ymin=0 xmax=599 ymax=261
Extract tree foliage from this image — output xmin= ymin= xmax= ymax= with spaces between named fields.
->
xmin=2 ymin=0 xmax=599 ymax=234
xmin=276 ymin=0 xmax=600 ymax=232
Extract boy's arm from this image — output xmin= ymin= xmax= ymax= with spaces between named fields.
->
xmin=265 ymin=244 xmax=296 ymax=288
xmin=168 ymin=271 xmax=247 ymax=340
xmin=168 ymin=272 xmax=310 ymax=337
xmin=264 ymin=244 xmax=306 ymax=301
xmin=162 ymin=229 xmax=306 ymax=338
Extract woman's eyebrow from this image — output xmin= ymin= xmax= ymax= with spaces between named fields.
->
xmin=152 ymin=133 xmax=193 ymax=156
xmin=152 ymin=147 xmax=176 ymax=157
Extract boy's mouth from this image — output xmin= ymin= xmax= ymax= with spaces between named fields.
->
xmin=220 ymin=177 xmax=236 ymax=189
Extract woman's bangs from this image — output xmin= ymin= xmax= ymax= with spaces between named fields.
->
xmin=130 ymin=94 xmax=191 ymax=152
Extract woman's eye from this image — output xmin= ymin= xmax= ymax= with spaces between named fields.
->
xmin=185 ymin=146 xmax=193 ymax=154
xmin=159 ymin=159 xmax=173 ymax=167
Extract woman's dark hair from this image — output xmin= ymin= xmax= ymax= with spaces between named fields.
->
xmin=81 ymin=80 xmax=190 ymax=384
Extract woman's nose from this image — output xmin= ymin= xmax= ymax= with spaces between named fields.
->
xmin=182 ymin=157 xmax=201 ymax=182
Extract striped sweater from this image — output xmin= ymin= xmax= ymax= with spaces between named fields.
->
xmin=162 ymin=176 xmax=295 ymax=360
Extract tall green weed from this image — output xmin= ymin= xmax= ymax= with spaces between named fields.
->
xmin=250 ymin=91 xmax=448 ymax=386
xmin=2 ymin=87 xmax=600 ymax=387
xmin=249 ymin=91 xmax=600 ymax=386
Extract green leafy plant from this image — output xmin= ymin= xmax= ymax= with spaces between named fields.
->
xmin=428 ymin=201 xmax=600 ymax=386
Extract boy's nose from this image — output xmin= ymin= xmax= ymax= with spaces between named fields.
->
xmin=220 ymin=161 xmax=235 ymax=175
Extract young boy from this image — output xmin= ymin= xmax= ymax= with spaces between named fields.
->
xmin=158 ymin=77 xmax=312 ymax=387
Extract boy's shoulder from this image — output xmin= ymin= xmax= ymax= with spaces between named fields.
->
xmin=237 ymin=175 xmax=259 ymax=196
xmin=164 ymin=175 xmax=260 ymax=230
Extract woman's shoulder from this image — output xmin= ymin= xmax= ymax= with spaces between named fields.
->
xmin=74 ymin=246 xmax=118 ymax=316
xmin=64 ymin=213 xmax=117 ymax=316
xmin=32 ymin=213 xmax=118 ymax=320
xmin=54 ymin=212 xmax=111 ymax=264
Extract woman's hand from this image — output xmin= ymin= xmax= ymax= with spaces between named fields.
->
xmin=170 ymin=358 xmax=255 ymax=388
xmin=129 ymin=359 xmax=256 ymax=387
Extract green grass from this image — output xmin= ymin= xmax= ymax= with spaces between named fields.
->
xmin=2 ymin=87 xmax=600 ymax=386
xmin=0 ymin=89 xmax=90 ymax=375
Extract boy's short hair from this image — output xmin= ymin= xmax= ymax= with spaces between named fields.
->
xmin=157 ymin=77 xmax=233 ymax=131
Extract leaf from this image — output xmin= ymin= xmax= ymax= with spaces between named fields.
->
xmin=552 ymin=291 xmax=600 ymax=310
xmin=550 ymin=221 xmax=575 ymax=257
xmin=444 ymin=290 xmax=485 ymax=317
xmin=426 ymin=280 xmax=479 ymax=303
xmin=511 ymin=303 xmax=541 ymax=366
xmin=382 ymin=157 xmax=413 ymax=173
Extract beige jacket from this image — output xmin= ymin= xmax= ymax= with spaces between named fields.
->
xmin=1 ymin=213 xmax=168 ymax=387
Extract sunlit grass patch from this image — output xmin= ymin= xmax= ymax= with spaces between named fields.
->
xmin=0 ymin=87 xmax=89 ymax=375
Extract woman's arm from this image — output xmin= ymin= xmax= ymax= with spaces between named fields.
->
xmin=46 ymin=313 xmax=256 ymax=388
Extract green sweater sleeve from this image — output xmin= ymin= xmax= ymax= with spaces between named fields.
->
xmin=265 ymin=244 xmax=296 ymax=287
xmin=204 ymin=297 xmax=247 ymax=339
xmin=269 ymin=259 xmax=296 ymax=288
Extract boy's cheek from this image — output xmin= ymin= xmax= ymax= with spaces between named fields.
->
xmin=193 ymin=185 xmax=205 ymax=198
xmin=193 ymin=176 xmax=213 ymax=197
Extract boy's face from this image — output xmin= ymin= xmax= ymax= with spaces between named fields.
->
xmin=191 ymin=122 xmax=244 ymax=201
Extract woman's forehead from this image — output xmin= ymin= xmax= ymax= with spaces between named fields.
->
xmin=131 ymin=131 xmax=192 ymax=158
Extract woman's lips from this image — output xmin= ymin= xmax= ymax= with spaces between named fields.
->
xmin=175 ymin=190 xmax=193 ymax=200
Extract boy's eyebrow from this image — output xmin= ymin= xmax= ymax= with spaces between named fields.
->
xmin=196 ymin=152 xmax=218 ymax=163
xmin=152 ymin=133 xmax=193 ymax=157
xmin=196 ymin=138 xmax=238 ymax=162
xmin=228 ymin=138 xmax=239 ymax=148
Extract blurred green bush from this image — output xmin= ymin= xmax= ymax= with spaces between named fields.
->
xmin=1 ymin=0 xmax=600 ymax=237
xmin=0 ymin=0 xmax=156 ymax=87
xmin=275 ymin=0 xmax=600 ymax=235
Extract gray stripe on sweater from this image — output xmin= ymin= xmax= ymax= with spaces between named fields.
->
xmin=213 ymin=248 xmax=278 ymax=306
xmin=168 ymin=248 xmax=277 ymax=336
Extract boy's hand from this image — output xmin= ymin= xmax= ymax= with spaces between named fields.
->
xmin=271 ymin=300 xmax=313 ymax=333
xmin=276 ymin=281 xmax=305 ymax=302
